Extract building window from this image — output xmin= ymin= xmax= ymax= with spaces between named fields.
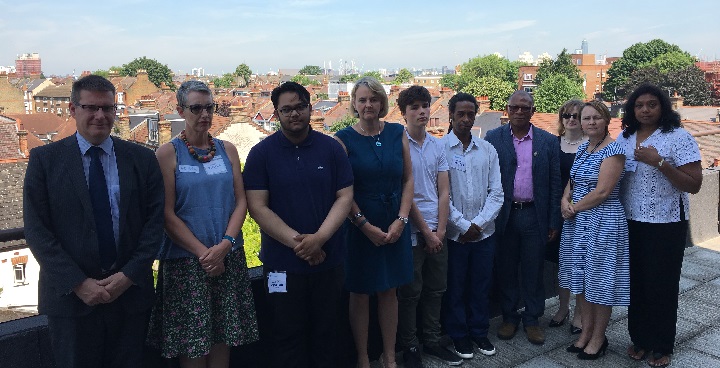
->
xmin=43 ymin=108 xmax=48 ymax=112
xmin=524 ymin=87 xmax=533 ymax=93
xmin=597 ymin=73 xmax=601 ymax=78
xmin=36 ymin=107 xmax=40 ymax=112
xmin=14 ymin=264 xmax=26 ymax=284
xmin=523 ymin=74 xmax=533 ymax=81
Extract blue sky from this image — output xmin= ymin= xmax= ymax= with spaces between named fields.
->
xmin=2 ymin=0 xmax=718 ymax=76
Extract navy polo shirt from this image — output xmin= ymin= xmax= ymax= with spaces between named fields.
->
xmin=243 ymin=129 xmax=354 ymax=274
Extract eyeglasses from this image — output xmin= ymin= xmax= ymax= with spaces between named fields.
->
xmin=278 ymin=103 xmax=310 ymax=116
xmin=184 ymin=104 xmax=217 ymax=115
xmin=77 ymin=104 xmax=117 ymax=113
xmin=508 ymin=105 xmax=533 ymax=113
xmin=562 ymin=113 xmax=578 ymax=119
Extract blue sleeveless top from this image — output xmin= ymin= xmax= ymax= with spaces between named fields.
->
xmin=158 ymin=137 xmax=242 ymax=260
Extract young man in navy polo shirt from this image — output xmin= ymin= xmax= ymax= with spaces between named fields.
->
xmin=244 ymin=82 xmax=354 ymax=368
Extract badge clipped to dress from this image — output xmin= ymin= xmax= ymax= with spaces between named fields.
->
xmin=203 ymin=155 xmax=228 ymax=175
xmin=625 ymin=158 xmax=638 ymax=172
xmin=450 ymin=154 xmax=466 ymax=172
xmin=267 ymin=271 xmax=287 ymax=293
xmin=178 ymin=165 xmax=199 ymax=173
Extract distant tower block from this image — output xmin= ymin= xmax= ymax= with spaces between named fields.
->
xmin=582 ymin=39 xmax=589 ymax=55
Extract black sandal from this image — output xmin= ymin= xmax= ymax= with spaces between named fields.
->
xmin=627 ymin=345 xmax=647 ymax=361
xmin=647 ymin=352 xmax=670 ymax=368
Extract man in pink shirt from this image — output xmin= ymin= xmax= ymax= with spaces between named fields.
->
xmin=485 ymin=91 xmax=561 ymax=346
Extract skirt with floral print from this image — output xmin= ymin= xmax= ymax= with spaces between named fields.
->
xmin=146 ymin=249 xmax=259 ymax=358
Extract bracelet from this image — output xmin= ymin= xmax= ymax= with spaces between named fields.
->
xmin=222 ymin=235 xmax=236 ymax=246
xmin=356 ymin=219 xmax=368 ymax=228
xmin=353 ymin=212 xmax=364 ymax=220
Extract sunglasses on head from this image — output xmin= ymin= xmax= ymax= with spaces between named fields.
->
xmin=562 ymin=113 xmax=578 ymax=119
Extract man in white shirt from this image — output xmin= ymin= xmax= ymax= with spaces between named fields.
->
xmin=442 ymin=92 xmax=504 ymax=361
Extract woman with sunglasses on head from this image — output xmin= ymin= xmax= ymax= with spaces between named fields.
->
xmin=559 ymin=101 xmax=629 ymax=361
xmin=616 ymin=84 xmax=702 ymax=368
xmin=147 ymin=80 xmax=258 ymax=368
xmin=334 ymin=77 xmax=414 ymax=368
xmin=547 ymin=100 xmax=587 ymax=334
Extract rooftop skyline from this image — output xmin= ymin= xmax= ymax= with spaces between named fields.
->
xmin=2 ymin=0 xmax=719 ymax=76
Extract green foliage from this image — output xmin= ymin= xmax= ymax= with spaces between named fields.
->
xmin=623 ymin=65 xmax=714 ymax=106
xmin=644 ymin=51 xmax=694 ymax=74
xmin=393 ymin=68 xmax=414 ymax=85
xmin=462 ymin=76 xmax=515 ymax=111
xmin=440 ymin=74 xmax=460 ymax=90
xmin=330 ymin=114 xmax=358 ymax=132
xmin=533 ymin=74 xmax=586 ymax=113
xmin=534 ymin=49 xmax=583 ymax=87
xmin=339 ymin=74 xmax=359 ymax=83
xmin=291 ymin=74 xmax=321 ymax=86
xmin=233 ymin=63 xmax=252 ymax=87
xmin=242 ymin=212 xmax=262 ymax=268
xmin=212 ymin=73 xmax=235 ymax=88
xmin=362 ymin=71 xmax=383 ymax=81
xmin=455 ymin=54 xmax=519 ymax=94
xmin=93 ymin=70 xmax=109 ymax=78
xmin=316 ymin=92 xmax=329 ymax=100
xmin=603 ymin=39 xmax=689 ymax=100
xmin=299 ymin=65 xmax=323 ymax=75
xmin=120 ymin=56 xmax=175 ymax=90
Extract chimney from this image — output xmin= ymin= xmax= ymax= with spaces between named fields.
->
xmin=670 ymin=93 xmax=684 ymax=110
xmin=500 ymin=114 xmax=509 ymax=125
xmin=338 ymin=91 xmax=350 ymax=102
xmin=116 ymin=110 xmax=130 ymax=140
xmin=159 ymin=120 xmax=172 ymax=145
xmin=17 ymin=129 xmax=29 ymax=157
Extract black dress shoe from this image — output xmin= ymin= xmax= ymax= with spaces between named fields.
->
xmin=566 ymin=342 xmax=586 ymax=353
xmin=577 ymin=337 xmax=608 ymax=360
xmin=549 ymin=311 xmax=569 ymax=327
xmin=570 ymin=324 xmax=582 ymax=335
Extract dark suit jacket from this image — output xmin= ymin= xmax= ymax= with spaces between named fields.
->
xmin=24 ymin=134 xmax=164 ymax=317
xmin=485 ymin=123 xmax=561 ymax=240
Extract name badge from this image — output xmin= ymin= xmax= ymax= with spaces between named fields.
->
xmin=203 ymin=155 xmax=228 ymax=175
xmin=267 ymin=271 xmax=287 ymax=293
xmin=451 ymin=154 xmax=466 ymax=172
xmin=625 ymin=159 xmax=638 ymax=172
xmin=178 ymin=165 xmax=199 ymax=173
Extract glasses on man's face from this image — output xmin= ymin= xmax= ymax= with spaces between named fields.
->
xmin=184 ymin=104 xmax=217 ymax=115
xmin=278 ymin=103 xmax=309 ymax=116
xmin=562 ymin=113 xmax=578 ymax=119
xmin=77 ymin=104 xmax=117 ymax=114
xmin=508 ymin=105 xmax=533 ymax=113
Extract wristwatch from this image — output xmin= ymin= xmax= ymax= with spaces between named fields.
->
xmin=657 ymin=158 xmax=665 ymax=168
xmin=222 ymin=234 xmax=236 ymax=246
xmin=397 ymin=216 xmax=409 ymax=224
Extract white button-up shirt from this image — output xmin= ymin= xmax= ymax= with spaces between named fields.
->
xmin=615 ymin=127 xmax=701 ymax=223
xmin=442 ymin=131 xmax=504 ymax=241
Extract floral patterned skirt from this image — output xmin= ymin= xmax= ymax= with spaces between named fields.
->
xmin=146 ymin=250 xmax=259 ymax=358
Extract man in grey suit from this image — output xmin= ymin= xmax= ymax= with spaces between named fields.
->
xmin=485 ymin=90 xmax=561 ymax=346
xmin=24 ymin=75 xmax=164 ymax=367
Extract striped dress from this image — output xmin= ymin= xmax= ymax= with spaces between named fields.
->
xmin=559 ymin=141 xmax=630 ymax=306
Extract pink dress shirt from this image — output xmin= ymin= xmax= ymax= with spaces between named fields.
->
xmin=512 ymin=127 xmax=534 ymax=202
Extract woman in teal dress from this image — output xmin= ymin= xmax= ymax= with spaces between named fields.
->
xmin=335 ymin=77 xmax=414 ymax=368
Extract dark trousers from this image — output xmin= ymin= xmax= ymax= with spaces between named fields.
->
xmin=627 ymin=219 xmax=687 ymax=355
xmin=47 ymin=303 xmax=150 ymax=368
xmin=443 ymin=235 xmax=496 ymax=339
xmin=495 ymin=207 xmax=545 ymax=326
xmin=264 ymin=265 xmax=344 ymax=368
xmin=398 ymin=238 xmax=448 ymax=347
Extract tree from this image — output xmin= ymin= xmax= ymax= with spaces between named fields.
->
xmin=603 ymin=39 xmax=689 ymax=100
xmin=394 ymin=68 xmax=414 ymax=85
xmin=330 ymin=114 xmax=358 ymax=132
xmin=339 ymin=74 xmax=359 ymax=83
xmin=362 ymin=71 xmax=383 ymax=81
xmin=290 ymin=74 xmax=320 ymax=86
xmin=533 ymin=74 xmax=586 ymax=113
xmin=120 ymin=56 xmax=174 ymax=90
xmin=621 ymin=65 xmax=714 ymax=106
xmin=93 ymin=66 xmax=122 ymax=78
xmin=462 ymin=76 xmax=515 ymax=111
xmin=456 ymin=54 xmax=519 ymax=93
xmin=316 ymin=92 xmax=329 ymax=100
xmin=212 ymin=73 xmax=235 ymax=88
xmin=299 ymin=65 xmax=322 ymax=75
xmin=440 ymin=74 xmax=460 ymax=91
xmin=233 ymin=63 xmax=252 ymax=87
xmin=534 ymin=49 xmax=583 ymax=87
xmin=645 ymin=51 xmax=694 ymax=74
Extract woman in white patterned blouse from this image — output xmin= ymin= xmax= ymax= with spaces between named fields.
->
xmin=615 ymin=83 xmax=703 ymax=368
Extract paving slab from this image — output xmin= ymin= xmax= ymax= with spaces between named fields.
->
xmin=684 ymin=247 xmax=720 ymax=269
xmin=666 ymin=346 xmax=720 ymax=367
xmin=680 ymin=259 xmax=720 ymax=283
xmin=685 ymin=326 xmax=720 ymax=358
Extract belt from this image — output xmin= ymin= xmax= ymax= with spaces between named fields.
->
xmin=511 ymin=201 xmax=534 ymax=210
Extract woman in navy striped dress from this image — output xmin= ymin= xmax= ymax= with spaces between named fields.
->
xmin=559 ymin=101 xmax=629 ymax=361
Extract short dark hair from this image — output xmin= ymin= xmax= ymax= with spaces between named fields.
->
xmin=622 ymin=83 xmax=680 ymax=138
xmin=448 ymin=92 xmax=478 ymax=115
xmin=271 ymin=81 xmax=310 ymax=109
xmin=397 ymin=86 xmax=431 ymax=114
xmin=71 ymin=75 xmax=116 ymax=105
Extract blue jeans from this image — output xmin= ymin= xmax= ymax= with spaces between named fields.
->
xmin=495 ymin=207 xmax=545 ymax=326
xmin=442 ymin=235 xmax=496 ymax=339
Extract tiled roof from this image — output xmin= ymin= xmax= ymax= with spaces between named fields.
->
xmin=34 ymin=84 xmax=72 ymax=98
xmin=0 ymin=116 xmax=21 ymax=161
xmin=0 ymin=162 xmax=27 ymax=230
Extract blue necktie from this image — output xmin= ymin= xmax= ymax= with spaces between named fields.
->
xmin=87 ymin=146 xmax=116 ymax=270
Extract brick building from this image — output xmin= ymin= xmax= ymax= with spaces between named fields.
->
xmin=15 ymin=53 xmax=42 ymax=78
xmin=0 ymin=74 xmax=25 ymax=115
xmin=32 ymin=84 xmax=72 ymax=118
